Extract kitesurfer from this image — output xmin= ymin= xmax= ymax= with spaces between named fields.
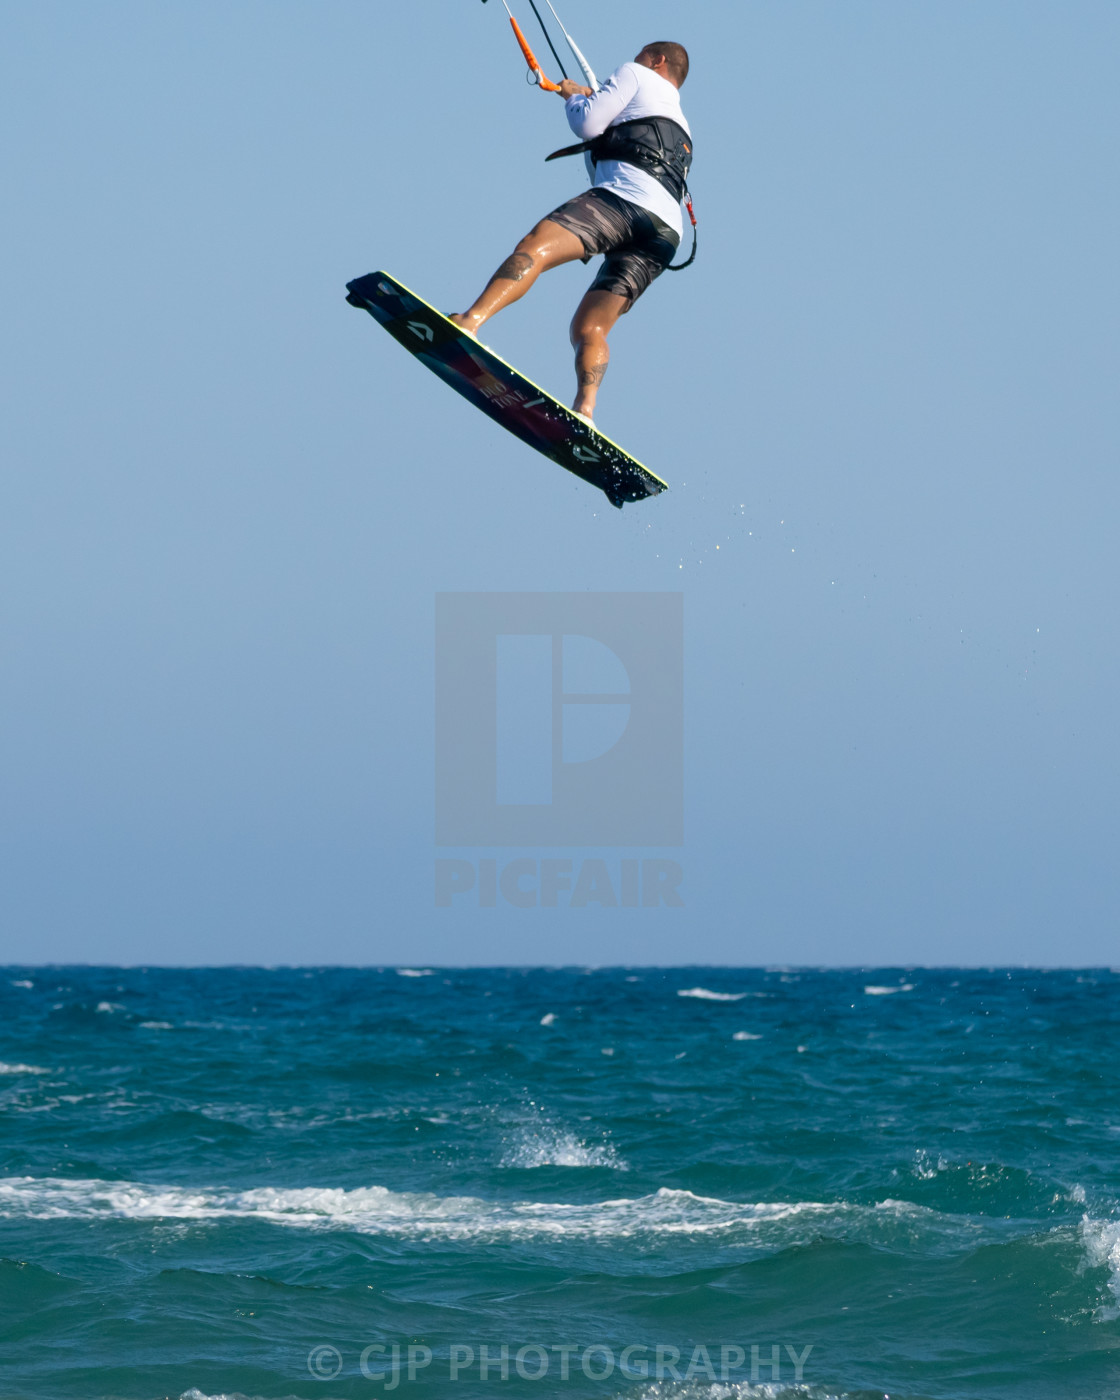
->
xmin=449 ymin=42 xmax=691 ymax=425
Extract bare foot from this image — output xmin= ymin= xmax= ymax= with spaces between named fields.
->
xmin=572 ymin=408 xmax=597 ymax=429
xmin=447 ymin=313 xmax=479 ymax=337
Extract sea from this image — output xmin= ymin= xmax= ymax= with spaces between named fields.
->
xmin=1 ymin=967 xmax=1119 ymax=1400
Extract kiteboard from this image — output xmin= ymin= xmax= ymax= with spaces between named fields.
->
xmin=345 ymin=271 xmax=668 ymax=509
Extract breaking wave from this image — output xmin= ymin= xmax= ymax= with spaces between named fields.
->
xmin=1080 ymin=1215 xmax=1120 ymax=1317
xmin=677 ymin=988 xmax=747 ymax=1002
xmin=0 ymin=1177 xmax=1036 ymax=1256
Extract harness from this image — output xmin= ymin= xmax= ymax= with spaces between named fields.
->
xmin=546 ymin=116 xmax=697 ymax=270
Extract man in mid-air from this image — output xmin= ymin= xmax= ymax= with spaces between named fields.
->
xmin=450 ymin=41 xmax=692 ymax=426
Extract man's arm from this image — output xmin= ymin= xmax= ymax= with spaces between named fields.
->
xmin=563 ymin=65 xmax=639 ymax=139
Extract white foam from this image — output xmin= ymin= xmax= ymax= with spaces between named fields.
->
xmin=0 ymin=1063 xmax=48 ymax=1075
xmin=1081 ymin=1216 xmax=1120 ymax=1317
xmin=501 ymin=1128 xmax=626 ymax=1170
xmin=678 ymin=987 xmax=747 ymax=1002
xmin=395 ymin=968 xmax=433 ymax=977
xmin=863 ymin=984 xmax=915 ymax=996
xmin=540 ymin=1013 xmax=556 ymax=1026
xmin=95 ymin=1001 xmax=125 ymax=1013
xmin=139 ymin=1021 xmax=174 ymax=1030
xmin=732 ymin=1032 xmax=762 ymax=1041
xmin=629 ymin=1382 xmax=841 ymax=1400
xmin=0 ymin=1176 xmax=994 ymax=1255
xmin=912 ymin=1150 xmax=949 ymax=1180
xmin=9 ymin=980 xmax=33 ymax=989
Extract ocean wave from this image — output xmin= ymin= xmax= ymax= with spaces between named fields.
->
xmin=1080 ymin=1215 xmax=1120 ymax=1317
xmin=629 ymin=1384 xmax=841 ymax=1400
xmin=180 ymin=1391 xmax=260 ymax=1400
xmin=678 ymin=988 xmax=747 ymax=1002
xmin=396 ymin=968 xmax=433 ymax=977
xmin=0 ymin=1062 xmax=49 ymax=1075
xmin=0 ymin=1177 xmax=1015 ymax=1254
xmin=863 ymin=984 xmax=915 ymax=996
xmin=177 ymin=1378 xmax=860 ymax=1400
xmin=176 ymin=1391 xmax=847 ymax=1400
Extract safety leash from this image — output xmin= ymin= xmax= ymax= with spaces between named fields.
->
xmin=667 ymin=191 xmax=697 ymax=271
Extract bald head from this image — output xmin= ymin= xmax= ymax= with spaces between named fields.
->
xmin=635 ymin=42 xmax=689 ymax=88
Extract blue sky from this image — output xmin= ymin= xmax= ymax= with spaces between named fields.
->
xmin=2 ymin=1 xmax=1117 ymax=965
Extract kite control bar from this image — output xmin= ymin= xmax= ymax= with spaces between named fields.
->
xmin=497 ymin=0 xmax=562 ymax=93
xmin=484 ymin=0 xmax=599 ymax=95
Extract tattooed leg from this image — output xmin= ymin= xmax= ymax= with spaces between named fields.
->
xmin=486 ymin=252 xmax=535 ymax=287
xmin=574 ymin=361 xmax=608 ymax=421
xmin=569 ymin=289 xmax=630 ymax=419
xmin=449 ymin=219 xmax=585 ymax=334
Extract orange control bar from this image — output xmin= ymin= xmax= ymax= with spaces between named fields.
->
xmin=507 ymin=12 xmax=562 ymax=92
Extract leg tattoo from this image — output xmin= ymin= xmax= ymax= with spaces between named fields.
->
xmin=578 ymin=362 xmax=608 ymax=389
xmin=488 ymin=252 xmax=535 ymax=286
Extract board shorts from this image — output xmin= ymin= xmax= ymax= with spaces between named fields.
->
xmin=545 ymin=188 xmax=680 ymax=305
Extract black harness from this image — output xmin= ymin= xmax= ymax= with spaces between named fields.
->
xmin=546 ymin=116 xmax=697 ymax=270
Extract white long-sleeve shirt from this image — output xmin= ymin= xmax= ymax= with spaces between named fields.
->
xmin=564 ymin=62 xmax=691 ymax=238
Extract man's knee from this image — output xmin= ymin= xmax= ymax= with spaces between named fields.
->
xmin=569 ymin=309 xmax=616 ymax=348
xmin=520 ymin=217 xmax=567 ymax=254
xmin=569 ymin=317 xmax=600 ymax=350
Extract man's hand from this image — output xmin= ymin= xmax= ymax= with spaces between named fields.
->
xmin=559 ymin=79 xmax=593 ymax=100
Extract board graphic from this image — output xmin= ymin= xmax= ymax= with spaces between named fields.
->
xmin=345 ymin=272 xmax=669 ymax=509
